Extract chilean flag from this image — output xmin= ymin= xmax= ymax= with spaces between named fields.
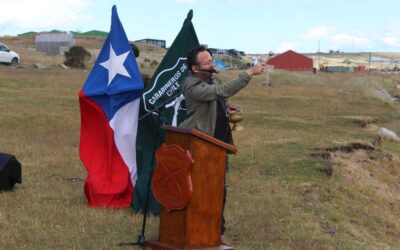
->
xmin=79 ymin=5 xmax=144 ymax=208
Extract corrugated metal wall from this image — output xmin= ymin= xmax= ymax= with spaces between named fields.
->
xmin=135 ymin=39 xmax=166 ymax=48
xmin=324 ymin=66 xmax=366 ymax=73
xmin=324 ymin=66 xmax=355 ymax=73
xmin=35 ymin=33 xmax=75 ymax=55
xmin=354 ymin=66 xmax=366 ymax=72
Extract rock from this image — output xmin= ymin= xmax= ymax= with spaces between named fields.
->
xmin=10 ymin=64 xmax=25 ymax=69
xmin=377 ymin=88 xmax=392 ymax=99
xmin=372 ymin=88 xmax=396 ymax=102
xmin=378 ymin=127 xmax=400 ymax=142
xmin=34 ymin=63 xmax=47 ymax=69
xmin=59 ymin=63 xmax=69 ymax=69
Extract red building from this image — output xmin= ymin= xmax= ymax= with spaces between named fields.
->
xmin=267 ymin=50 xmax=313 ymax=71
xmin=354 ymin=66 xmax=366 ymax=72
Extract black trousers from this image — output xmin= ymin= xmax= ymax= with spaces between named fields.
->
xmin=221 ymin=181 xmax=227 ymax=235
xmin=221 ymin=157 xmax=229 ymax=235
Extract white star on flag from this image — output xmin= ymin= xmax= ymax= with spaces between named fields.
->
xmin=100 ymin=43 xmax=131 ymax=85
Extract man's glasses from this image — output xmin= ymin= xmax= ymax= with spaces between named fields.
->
xmin=199 ymin=59 xmax=216 ymax=66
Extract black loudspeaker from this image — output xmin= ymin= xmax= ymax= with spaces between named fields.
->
xmin=0 ymin=153 xmax=22 ymax=191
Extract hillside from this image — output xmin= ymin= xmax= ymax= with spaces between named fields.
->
xmin=4 ymin=35 xmax=400 ymax=72
xmin=0 ymin=36 xmax=167 ymax=77
xmin=1 ymin=36 xmax=400 ymax=249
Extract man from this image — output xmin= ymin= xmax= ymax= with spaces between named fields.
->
xmin=130 ymin=42 xmax=140 ymax=57
xmin=179 ymin=45 xmax=265 ymax=245
xmin=130 ymin=42 xmax=150 ymax=85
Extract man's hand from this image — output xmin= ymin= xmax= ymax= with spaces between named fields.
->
xmin=246 ymin=63 xmax=265 ymax=76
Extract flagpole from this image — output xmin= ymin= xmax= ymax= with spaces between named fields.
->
xmin=137 ymin=116 xmax=161 ymax=247
xmin=118 ymin=115 xmax=160 ymax=249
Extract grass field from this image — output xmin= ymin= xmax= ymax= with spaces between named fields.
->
xmin=1 ymin=37 xmax=400 ymax=249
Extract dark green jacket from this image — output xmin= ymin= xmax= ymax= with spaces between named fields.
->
xmin=179 ymin=72 xmax=251 ymax=136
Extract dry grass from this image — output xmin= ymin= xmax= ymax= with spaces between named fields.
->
xmin=313 ymin=53 xmax=400 ymax=70
xmin=1 ymin=37 xmax=400 ymax=249
xmin=221 ymin=70 xmax=400 ymax=249
xmin=0 ymin=36 xmax=166 ymax=71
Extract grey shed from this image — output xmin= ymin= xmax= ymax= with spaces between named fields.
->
xmin=35 ymin=33 xmax=75 ymax=55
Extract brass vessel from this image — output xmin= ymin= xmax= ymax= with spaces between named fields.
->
xmin=226 ymin=104 xmax=244 ymax=131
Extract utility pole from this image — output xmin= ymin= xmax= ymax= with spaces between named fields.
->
xmin=317 ymin=40 xmax=320 ymax=68
xmin=368 ymin=51 xmax=371 ymax=75
xmin=266 ymin=55 xmax=269 ymax=85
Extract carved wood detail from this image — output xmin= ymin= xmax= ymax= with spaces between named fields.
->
xmin=152 ymin=143 xmax=194 ymax=212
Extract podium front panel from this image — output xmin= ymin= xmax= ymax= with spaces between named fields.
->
xmin=186 ymin=138 xmax=226 ymax=246
xmin=158 ymin=131 xmax=191 ymax=247
xmin=158 ymin=129 xmax=228 ymax=248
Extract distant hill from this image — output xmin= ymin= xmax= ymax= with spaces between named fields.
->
xmin=71 ymin=30 xmax=108 ymax=38
xmin=49 ymin=29 xmax=64 ymax=34
xmin=17 ymin=30 xmax=108 ymax=38
xmin=17 ymin=31 xmax=38 ymax=37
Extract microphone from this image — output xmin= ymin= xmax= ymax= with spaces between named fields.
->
xmin=198 ymin=67 xmax=219 ymax=74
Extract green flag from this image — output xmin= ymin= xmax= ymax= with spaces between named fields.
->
xmin=133 ymin=10 xmax=200 ymax=214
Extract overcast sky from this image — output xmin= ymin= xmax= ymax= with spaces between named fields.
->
xmin=1 ymin=0 xmax=399 ymax=54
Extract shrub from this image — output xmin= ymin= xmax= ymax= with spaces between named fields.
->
xmin=150 ymin=60 xmax=159 ymax=68
xmin=343 ymin=58 xmax=352 ymax=64
xmin=64 ymin=46 xmax=91 ymax=69
xmin=268 ymin=50 xmax=275 ymax=57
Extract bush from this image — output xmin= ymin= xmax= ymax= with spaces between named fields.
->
xmin=268 ymin=50 xmax=275 ymax=57
xmin=64 ymin=46 xmax=91 ymax=69
xmin=150 ymin=60 xmax=159 ymax=68
xmin=343 ymin=58 xmax=352 ymax=64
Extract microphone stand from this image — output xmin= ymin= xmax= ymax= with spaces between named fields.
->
xmin=118 ymin=73 xmax=213 ymax=248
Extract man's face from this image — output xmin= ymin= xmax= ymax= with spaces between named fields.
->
xmin=192 ymin=51 xmax=215 ymax=77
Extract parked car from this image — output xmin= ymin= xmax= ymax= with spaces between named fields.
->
xmin=0 ymin=42 xmax=20 ymax=66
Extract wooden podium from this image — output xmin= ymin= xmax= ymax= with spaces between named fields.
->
xmin=146 ymin=125 xmax=237 ymax=250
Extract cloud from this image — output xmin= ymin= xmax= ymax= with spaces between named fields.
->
xmin=302 ymin=26 xmax=379 ymax=51
xmin=228 ymin=0 xmax=273 ymax=3
xmin=174 ymin=0 xmax=197 ymax=3
xmin=0 ymin=0 xmax=93 ymax=31
xmin=331 ymin=33 xmax=372 ymax=49
xmin=303 ymin=26 xmax=333 ymax=40
xmin=382 ymin=31 xmax=400 ymax=47
xmin=276 ymin=42 xmax=298 ymax=52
